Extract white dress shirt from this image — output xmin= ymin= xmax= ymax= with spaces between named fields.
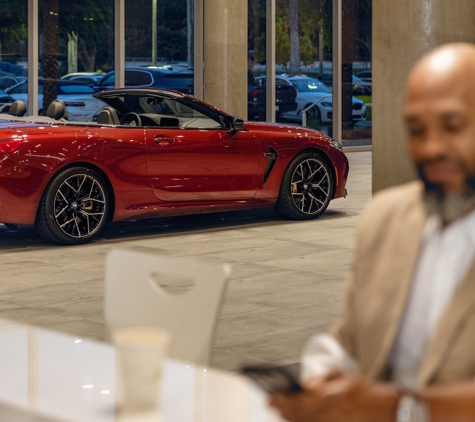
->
xmin=301 ymin=207 xmax=475 ymax=388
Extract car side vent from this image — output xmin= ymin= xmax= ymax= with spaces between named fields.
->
xmin=263 ymin=146 xmax=279 ymax=185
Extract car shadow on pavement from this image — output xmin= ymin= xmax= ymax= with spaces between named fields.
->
xmin=0 ymin=208 xmax=349 ymax=251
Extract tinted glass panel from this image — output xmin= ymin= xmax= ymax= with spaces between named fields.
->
xmin=125 ymin=1 xmax=194 ymax=93
xmin=341 ymin=0 xmax=372 ymax=147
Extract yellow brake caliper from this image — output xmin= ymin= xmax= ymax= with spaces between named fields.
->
xmin=83 ymin=201 xmax=93 ymax=211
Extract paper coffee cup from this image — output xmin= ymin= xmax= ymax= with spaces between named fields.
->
xmin=113 ymin=327 xmax=170 ymax=412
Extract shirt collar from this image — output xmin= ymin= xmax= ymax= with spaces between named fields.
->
xmin=425 ymin=206 xmax=475 ymax=249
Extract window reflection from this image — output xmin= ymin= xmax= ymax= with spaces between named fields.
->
xmin=0 ymin=0 xmax=27 ymax=113
xmin=342 ymin=0 xmax=372 ymax=147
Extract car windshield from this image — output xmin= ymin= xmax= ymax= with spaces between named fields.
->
xmin=103 ymin=94 xmax=221 ymax=129
xmin=291 ymin=78 xmax=331 ymax=93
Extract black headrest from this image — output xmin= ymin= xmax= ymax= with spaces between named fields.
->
xmin=97 ymin=107 xmax=120 ymax=125
xmin=45 ymin=99 xmax=68 ymax=120
xmin=9 ymin=100 xmax=27 ymax=117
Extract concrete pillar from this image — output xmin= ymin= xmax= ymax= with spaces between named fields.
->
xmin=203 ymin=0 xmax=247 ymax=118
xmin=373 ymin=0 xmax=475 ymax=193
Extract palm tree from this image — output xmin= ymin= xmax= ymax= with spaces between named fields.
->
xmin=289 ymin=0 xmax=300 ymax=75
xmin=342 ymin=0 xmax=356 ymax=128
xmin=42 ymin=0 xmax=59 ymax=113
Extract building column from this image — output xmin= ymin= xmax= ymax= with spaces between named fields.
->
xmin=372 ymin=0 xmax=475 ymax=193
xmin=203 ymin=0 xmax=247 ymax=118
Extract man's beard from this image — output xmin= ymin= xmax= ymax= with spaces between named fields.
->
xmin=417 ymin=161 xmax=475 ymax=223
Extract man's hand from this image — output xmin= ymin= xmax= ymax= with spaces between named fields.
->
xmin=270 ymin=372 xmax=400 ymax=422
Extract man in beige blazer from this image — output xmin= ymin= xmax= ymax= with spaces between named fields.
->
xmin=271 ymin=43 xmax=475 ymax=422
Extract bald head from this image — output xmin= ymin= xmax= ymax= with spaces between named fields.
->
xmin=407 ymin=43 xmax=475 ymax=108
xmin=405 ymin=43 xmax=475 ymax=219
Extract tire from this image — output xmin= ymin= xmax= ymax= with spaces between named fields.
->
xmin=276 ymin=152 xmax=334 ymax=220
xmin=306 ymin=105 xmax=321 ymax=125
xmin=35 ymin=166 xmax=111 ymax=245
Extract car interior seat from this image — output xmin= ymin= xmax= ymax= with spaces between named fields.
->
xmin=45 ymin=99 xmax=68 ymax=120
xmin=97 ymin=107 xmax=120 ymax=125
xmin=8 ymin=100 xmax=27 ymax=117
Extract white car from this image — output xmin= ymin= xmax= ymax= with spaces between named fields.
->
xmin=278 ymin=75 xmax=366 ymax=124
xmin=5 ymin=79 xmax=104 ymax=122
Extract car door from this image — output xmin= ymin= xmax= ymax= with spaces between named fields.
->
xmin=146 ymin=126 xmax=261 ymax=202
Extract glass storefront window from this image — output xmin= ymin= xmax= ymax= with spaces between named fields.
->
xmin=125 ymin=0 xmax=194 ymax=93
xmin=36 ymin=0 xmax=113 ymax=121
xmin=341 ymin=0 xmax=372 ymax=147
xmin=273 ymin=0 xmax=333 ymax=135
xmin=0 ymin=0 xmax=27 ymax=113
xmin=248 ymin=0 xmax=266 ymax=121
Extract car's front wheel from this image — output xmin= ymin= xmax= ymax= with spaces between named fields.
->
xmin=276 ymin=152 xmax=333 ymax=220
xmin=306 ymin=105 xmax=321 ymax=125
xmin=35 ymin=166 xmax=111 ymax=245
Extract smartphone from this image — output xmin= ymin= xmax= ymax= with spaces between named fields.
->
xmin=241 ymin=364 xmax=302 ymax=394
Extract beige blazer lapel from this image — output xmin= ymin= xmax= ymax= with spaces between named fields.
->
xmin=418 ymin=260 xmax=475 ymax=386
xmin=366 ymin=196 xmax=428 ymax=380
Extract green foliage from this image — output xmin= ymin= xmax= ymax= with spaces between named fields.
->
xmin=0 ymin=0 xmax=27 ymax=60
xmin=125 ymin=0 xmax=189 ymax=62
xmin=355 ymin=95 xmax=371 ymax=104
xmin=58 ymin=0 xmax=114 ymax=72
xmin=248 ymin=0 xmax=266 ymax=67
xmin=275 ymin=14 xmax=290 ymax=68
xmin=274 ymin=2 xmax=318 ymax=67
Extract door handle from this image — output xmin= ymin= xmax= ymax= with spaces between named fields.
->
xmin=154 ymin=135 xmax=175 ymax=146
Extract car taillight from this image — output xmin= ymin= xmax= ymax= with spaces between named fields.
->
xmin=63 ymin=102 xmax=86 ymax=107
xmin=0 ymin=138 xmax=25 ymax=155
xmin=251 ymin=89 xmax=259 ymax=98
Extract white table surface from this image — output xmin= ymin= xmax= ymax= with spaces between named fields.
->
xmin=0 ymin=320 xmax=284 ymax=422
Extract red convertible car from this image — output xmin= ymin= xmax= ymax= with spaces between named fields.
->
xmin=0 ymin=89 xmax=349 ymax=244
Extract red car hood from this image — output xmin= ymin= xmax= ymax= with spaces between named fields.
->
xmin=244 ymin=121 xmax=328 ymax=139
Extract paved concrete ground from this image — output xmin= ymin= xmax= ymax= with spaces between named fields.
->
xmin=0 ymin=152 xmax=371 ymax=371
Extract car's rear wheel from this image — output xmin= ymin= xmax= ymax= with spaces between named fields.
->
xmin=276 ymin=152 xmax=333 ymax=220
xmin=35 ymin=166 xmax=111 ymax=245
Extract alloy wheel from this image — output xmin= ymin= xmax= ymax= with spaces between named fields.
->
xmin=53 ymin=174 xmax=107 ymax=238
xmin=290 ymin=158 xmax=331 ymax=215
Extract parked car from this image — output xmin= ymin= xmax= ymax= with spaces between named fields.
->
xmin=0 ymin=76 xmax=27 ymax=90
xmin=354 ymin=71 xmax=372 ymax=82
xmin=248 ymin=72 xmax=298 ymax=121
xmin=0 ymin=87 xmax=348 ymax=245
xmin=0 ymin=89 xmax=16 ymax=112
xmin=317 ymin=73 xmax=372 ymax=95
xmin=5 ymin=78 xmax=104 ymax=121
xmin=61 ymin=72 xmax=104 ymax=80
xmin=95 ymin=66 xmax=194 ymax=94
xmin=61 ymin=72 xmax=105 ymax=89
xmin=0 ymin=61 xmax=27 ymax=77
xmin=278 ymin=76 xmax=366 ymax=124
